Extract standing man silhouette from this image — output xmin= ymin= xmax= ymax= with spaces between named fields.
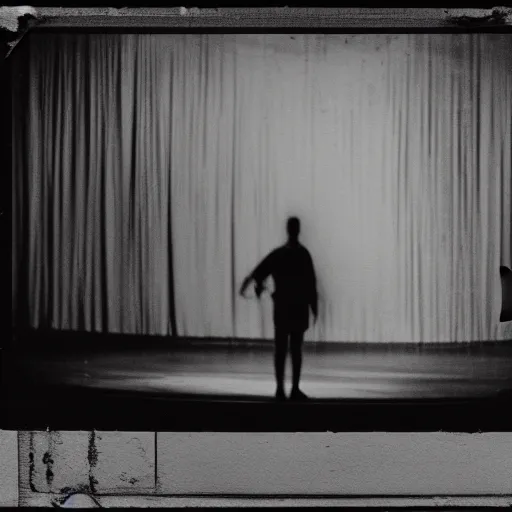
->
xmin=240 ymin=217 xmax=318 ymax=401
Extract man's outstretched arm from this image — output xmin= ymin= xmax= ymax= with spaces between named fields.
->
xmin=239 ymin=251 xmax=275 ymax=298
xmin=239 ymin=275 xmax=259 ymax=297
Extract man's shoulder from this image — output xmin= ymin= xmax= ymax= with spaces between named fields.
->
xmin=299 ymin=244 xmax=311 ymax=256
xmin=278 ymin=242 xmax=310 ymax=251
xmin=266 ymin=247 xmax=285 ymax=262
xmin=279 ymin=243 xmax=311 ymax=258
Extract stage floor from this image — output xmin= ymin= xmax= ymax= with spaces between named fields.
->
xmin=8 ymin=342 xmax=512 ymax=400
xmin=3 ymin=331 xmax=512 ymax=431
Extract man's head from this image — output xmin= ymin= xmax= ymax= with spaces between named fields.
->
xmin=286 ymin=216 xmax=301 ymax=241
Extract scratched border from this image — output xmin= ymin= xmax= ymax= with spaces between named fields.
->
xmin=20 ymin=6 xmax=512 ymax=31
xmin=13 ymin=431 xmax=512 ymax=508
xmin=3 ymin=5 xmax=512 ymax=508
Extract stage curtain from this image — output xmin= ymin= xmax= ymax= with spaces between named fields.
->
xmin=11 ymin=33 xmax=512 ymax=342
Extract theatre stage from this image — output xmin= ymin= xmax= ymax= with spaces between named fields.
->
xmin=3 ymin=330 xmax=512 ymax=431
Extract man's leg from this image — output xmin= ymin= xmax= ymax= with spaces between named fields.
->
xmin=274 ymin=327 xmax=288 ymax=399
xmin=290 ymin=330 xmax=307 ymax=399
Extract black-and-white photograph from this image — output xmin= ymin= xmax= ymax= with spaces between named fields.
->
xmin=4 ymin=22 xmax=512 ymax=431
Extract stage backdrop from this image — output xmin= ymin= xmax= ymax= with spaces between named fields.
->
xmin=11 ymin=33 xmax=512 ymax=342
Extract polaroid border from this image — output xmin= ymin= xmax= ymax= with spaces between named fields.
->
xmin=4 ymin=5 xmax=512 ymax=508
